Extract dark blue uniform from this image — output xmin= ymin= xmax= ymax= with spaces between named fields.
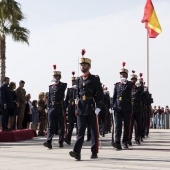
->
xmin=73 ymin=74 xmax=104 ymax=155
xmin=105 ymin=92 xmax=111 ymax=133
xmin=112 ymin=81 xmax=133 ymax=145
xmin=0 ymin=84 xmax=10 ymax=131
xmin=46 ymin=82 xmax=67 ymax=146
xmin=99 ymin=91 xmax=110 ymax=136
xmin=145 ymin=93 xmax=153 ymax=136
xmin=141 ymin=88 xmax=150 ymax=138
xmin=129 ymin=84 xmax=144 ymax=142
xmin=64 ymin=87 xmax=77 ymax=144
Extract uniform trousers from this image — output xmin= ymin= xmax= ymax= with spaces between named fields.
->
xmin=129 ymin=111 xmax=142 ymax=141
xmin=66 ymin=112 xmax=76 ymax=141
xmin=114 ymin=111 xmax=131 ymax=144
xmin=47 ymin=106 xmax=64 ymax=144
xmin=73 ymin=113 xmax=98 ymax=154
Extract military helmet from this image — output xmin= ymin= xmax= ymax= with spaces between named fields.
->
xmin=79 ymin=49 xmax=91 ymax=65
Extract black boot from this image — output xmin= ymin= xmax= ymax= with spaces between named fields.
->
xmin=69 ymin=151 xmax=81 ymax=160
xmin=123 ymin=142 xmax=128 ymax=149
xmin=64 ymin=137 xmax=71 ymax=145
xmin=90 ymin=153 xmax=98 ymax=159
xmin=112 ymin=142 xmax=122 ymax=150
xmin=43 ymin=142 xmax=52 ymax=149
xmin=128 ymin=141 xmax=132 ymax=146
xmin=136 ymin=139 xmax=141 ymax=145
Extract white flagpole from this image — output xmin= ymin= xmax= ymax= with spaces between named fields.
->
xmin=78 ymin=56 xmax=79 ymax=76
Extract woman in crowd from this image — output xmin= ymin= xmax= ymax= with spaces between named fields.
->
xmin=8 ymin=82 xmax=18 ymax=130
xmin=31 ymin=100 xmax=39 ymax=133
xmin=23 ymin=94 xmax=32 ymax=129
xmin=38 ymin=92 xmax=47 ymax=136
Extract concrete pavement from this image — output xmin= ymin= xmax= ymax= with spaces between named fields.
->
xmin=0 ymin=129 xmax=170 ymax=170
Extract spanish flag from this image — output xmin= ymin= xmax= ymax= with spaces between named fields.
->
xmin=141 ymin=0 xmax=162 ymax=38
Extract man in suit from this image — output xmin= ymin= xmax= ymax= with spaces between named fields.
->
xmin=43 ymin=65 xmax=67 ymax=149
xmin=69 ymin=49 xmax=104 ymax=160
xmin=0 ymin=77 xmax=10 ymax=131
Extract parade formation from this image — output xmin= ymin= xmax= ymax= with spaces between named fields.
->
xmin=41 ymin=49 xmax=153 ymax=160
xmin=0 ymin=0 xmax=166 ymax=166
xmin=0 ymin=48 xmax=154 ymax=161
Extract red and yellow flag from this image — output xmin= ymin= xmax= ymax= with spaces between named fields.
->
xmin=141 ymin=0 xmax=162 ymax=38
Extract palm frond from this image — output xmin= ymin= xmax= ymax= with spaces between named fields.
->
xmin=10 ymin=24 xmax=29 ymax=45
xmin=3 ymin=26 xmax=10 ymax=35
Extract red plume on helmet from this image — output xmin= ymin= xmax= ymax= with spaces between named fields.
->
xmin=139 ymin=73 xmax=143 ymax=77
xmin=53 ymin=64 xmax=56 ymax=70
xmin=81 ymin=49 xmax=86 ymax=56
xmin=132 ymin=70 xmax=135 ymax=74
xmin=72 ymin=71 xmax=75 ymax=76
xmin=122 ymin=62 xmax=126 ymax=67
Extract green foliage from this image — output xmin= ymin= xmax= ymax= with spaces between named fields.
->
xmin=0 ymin=0 xmax=29 ymax=44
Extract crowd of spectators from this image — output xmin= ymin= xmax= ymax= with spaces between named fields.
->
xmin=0 ymin=77 xmax=48 ymax=135
xmin=151 ymin=105 xmax=170 ymax=128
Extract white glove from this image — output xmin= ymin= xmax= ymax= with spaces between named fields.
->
xmin=144 ymin=87 xmax=148 ymax=91
xmin=75 ymin=99 xmax=79 ymax=105
xmin=109 ymin=109 xmax=114 ymax=114
xmin=95 ymin=108 xmax=101 ymax=115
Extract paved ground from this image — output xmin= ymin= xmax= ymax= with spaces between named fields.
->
xmin=0 ymin=129 xmax=170 ymax=170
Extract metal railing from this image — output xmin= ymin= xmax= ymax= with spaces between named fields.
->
xmin=152 ymin=113 xmax=170 ymax=129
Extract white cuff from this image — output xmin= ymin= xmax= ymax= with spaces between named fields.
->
xmin=75 ymin=99 xmax=78 ymax=105
xmin=95 ymin=108 xmax=101 ymax=115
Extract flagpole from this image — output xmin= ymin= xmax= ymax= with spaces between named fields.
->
xmin=147 ymin=30 xmax=149 ymax=90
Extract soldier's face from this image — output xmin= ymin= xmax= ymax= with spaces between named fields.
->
xmin=80 ymin=63 xmax=91 ymax=73
xmin=54 ymin=75 xmax=61 ymax=81
xmin=131 ymin=78 xmax=137 ymax=83
xmin=120 ymin=73 xmax=128 ymax=78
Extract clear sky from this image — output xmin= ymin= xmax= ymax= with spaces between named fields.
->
xmin=6 ymin=0 xmax=170 ymax=107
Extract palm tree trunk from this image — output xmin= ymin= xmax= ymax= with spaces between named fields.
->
xmin=0 ymin=35 xmax=6 ymax=84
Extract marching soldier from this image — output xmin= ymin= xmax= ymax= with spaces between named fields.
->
xmin=145 ymin=93 xmax=153 ymax=136
xmin=112 ymin=62 xmax=133 ymax=150
xmin=105 ymin=88 xmax=111 ymax=134
xmin=64 ymin=71 xmax=77 ymax=145
xmin=141 ymin=82 xmax=150 ymax=140
xmin=43 ymin=65 xmax=67 ymax=149
xmin=69 ymin=49 xmax=104 ymax=160
xmin=128 ymin=71 xmax=144 ymax=145
xmin=99 ymin=86 xmax=110 ymax=137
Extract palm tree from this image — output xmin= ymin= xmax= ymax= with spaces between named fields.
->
xmin=0 ymin=0 xmax=29 ymax=83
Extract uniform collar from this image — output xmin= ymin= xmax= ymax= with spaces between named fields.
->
xmin=82 ymin=72 xmax=91 ymax=79
xmin=53 ymin=81 xmax=60 ymax=86
xmin=121 ymin=81 xmax=127 ymax=84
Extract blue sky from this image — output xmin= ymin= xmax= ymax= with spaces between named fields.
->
xmin=6 ymin=0 xmax=170 ymax=107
